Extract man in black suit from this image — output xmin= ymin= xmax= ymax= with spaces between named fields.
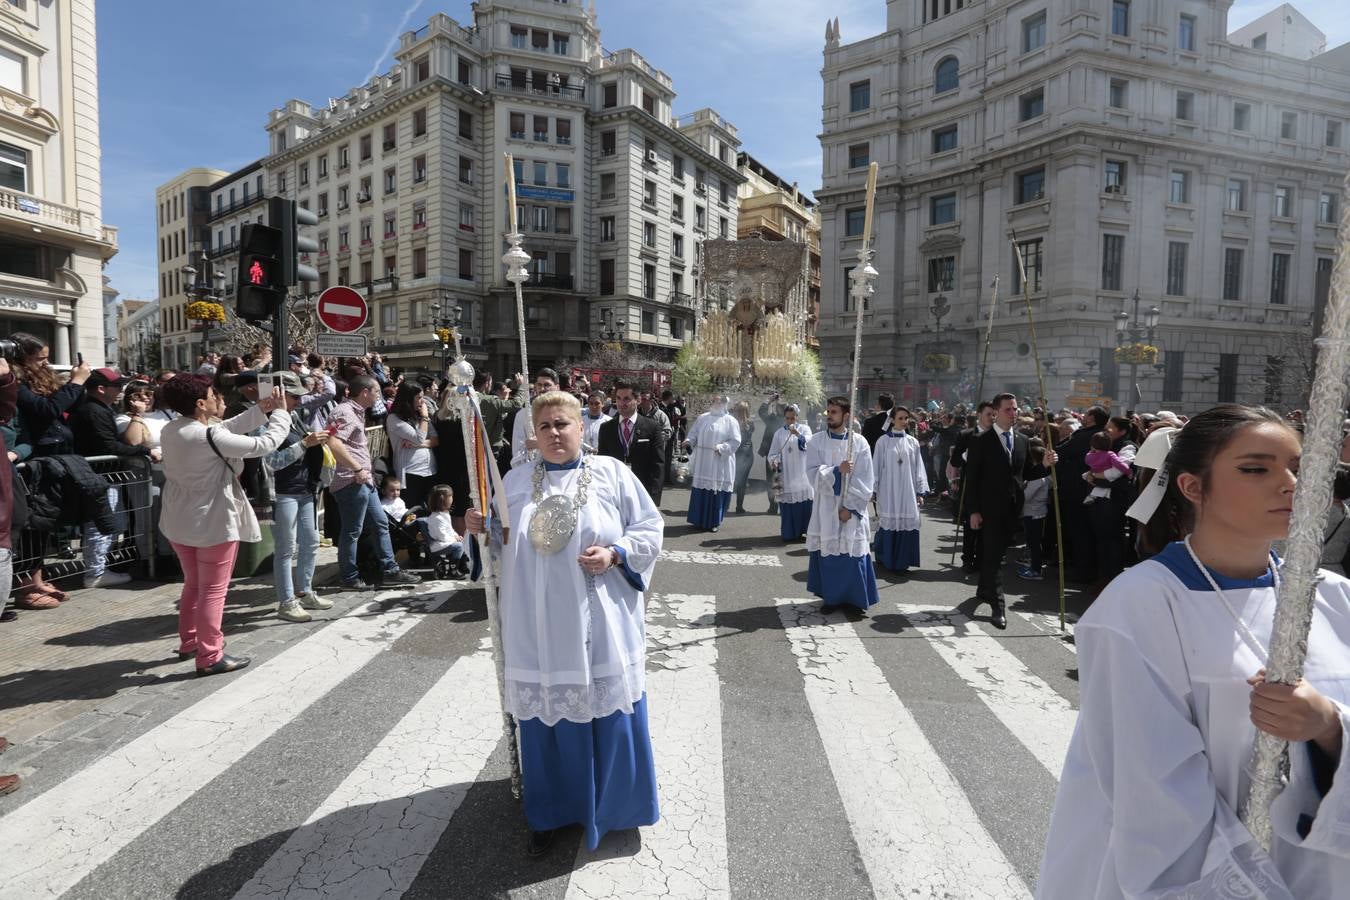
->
xmin=861 ymin=392 xmax=893 ymax=452
xmin=1053 ymin=406 xmax=1107 ymax=582
xmin=950 ymin=402 xmax=995 ymax=573
xmin=965 ymin=392 xmax=1056 ymax=629
xmin=597 ymin=378 xmax=665 ymax=504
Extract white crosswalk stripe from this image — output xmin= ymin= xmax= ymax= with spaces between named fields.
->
xmin=1014 ymin=610 xmax=1079 ymax=654
xmin=660 ymin=550 xmax=782 ymax=567
xmin=895 ymin=603 xmax=1077 ymax=778
xmin=233 ymin=643 xmax=501 ymax=899
xmin=0 ymin=593 xmax=442 ymax=899
xmin=776 ymin=598 xmax=1033 ymax=899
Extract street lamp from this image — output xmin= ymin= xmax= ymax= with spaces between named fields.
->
xmin=183 ymin=257 xmax=228 ymax=364
xmin=430 ymin=298 xmax=462 ymax=375
xmin=599 ymin=308 xmax=626 ymax=343
xmin=1114 ymin=288 xmax=1161 ymax=411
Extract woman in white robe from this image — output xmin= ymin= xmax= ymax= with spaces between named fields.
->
xmin=467 ymin=391 xmax=664 ymax=857
xmin=1039 ymin=404 xmax=1350 ymax=899
xmin=872 ymin=406 xmax=928 ymax=573
xmin=769 ymin=404 xmax=813 ymax=541
xmin=683 ymin=398 xmax=740 ymax=532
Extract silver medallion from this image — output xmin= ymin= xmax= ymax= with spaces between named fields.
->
xmin=528 ymin=494 xmax=578 ymax=555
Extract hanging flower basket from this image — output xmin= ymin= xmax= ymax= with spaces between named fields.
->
xmin=1114 ymin=343 xmax=1159 ymax=365
xmin=922 ymin=353 xmax=954 ymax=373
xmin=185 ymin=301 xmax=226 ymax=323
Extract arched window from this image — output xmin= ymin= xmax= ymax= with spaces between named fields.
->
xmin=935 ymin=57 xmax=960 ymax=94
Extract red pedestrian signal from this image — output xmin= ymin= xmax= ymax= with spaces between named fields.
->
xmin=249 ymin=260 xmax=265 ymax=286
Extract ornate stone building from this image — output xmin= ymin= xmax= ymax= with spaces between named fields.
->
xmin=0 ymin=0 xmax=116 ymax=365
xmin=817 ymin=1 xmax=1350 ymax=412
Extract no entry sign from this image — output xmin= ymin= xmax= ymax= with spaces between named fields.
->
xmin=316 ymin=286 xmax=368 ymax=334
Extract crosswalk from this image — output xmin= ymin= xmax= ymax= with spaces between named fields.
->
xmin=0 ymin=565 xmax=1084 ymax=899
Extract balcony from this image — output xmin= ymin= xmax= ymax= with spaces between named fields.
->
xmin=672 ymin=292 xmax=695 ymax=308
xmin=524 ymin=272 xmax=575 ymax=291
xmin=207 ymin=193 xmax=267 ymax=222
xmin=494 ymin=73 xmax=585 ymax=100
xmin=206 ymin=241 xmax=239 ymax=259
xmin=0 ymin=185 xmax=106 ymax=241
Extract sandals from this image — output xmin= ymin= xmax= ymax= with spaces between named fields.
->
xmin=14 ymin=591 xmax=59 ymax=610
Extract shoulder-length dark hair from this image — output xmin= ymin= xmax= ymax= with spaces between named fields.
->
xmin=390 ymin=382 xmax=424 ymax=422
xmin=1140 ymin=404 xmax=1292 ymax=555
xmin=160 ymin=374 xmax=213 ymax=418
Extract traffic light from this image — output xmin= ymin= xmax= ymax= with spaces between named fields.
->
xmin=269 ymin=197 xmax=319 ymax=287
xmin=236 ymin=222 xmax=284 ymax=323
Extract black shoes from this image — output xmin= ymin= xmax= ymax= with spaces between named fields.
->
xmin=197 ymin=654 xmax=251 ymax=677
xmin=526 ymin=829 xmax=556 ymax=857
xmin=991 ymin=601 xmax=1008 ymax=630
xmin=380 ymin=569 xmax=422 ymax=586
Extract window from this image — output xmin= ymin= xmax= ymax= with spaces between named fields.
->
xmin=600 ymin=173 xmax=616 ymax=200
xmin=927 ymin=256 xmax=955 ymax=292
xmin=643 ymin=180 xmax=657 ymax=207
xmin=1111 ymin=0 xmax=1129 ymax=36
xmin=849 ymin=80 xmax=870 ymax=113
xmin=318 ymin=155 xmax=328 ymax=178
xmin=534 ymin=161 xmax=547 ymax=186
xmin=1223 ymin=248 xmax=1243 ymax=300
xmin=1020 ymin=88 xmax=1045 ymax=121
xmin=554 ymin=33 xmax=569 ymax=55
xmin=318 ymin=192 xmax=329 ymax=216
xmin=1280 ymin=111 xmax=1297 ymax=141
xmin=1274 ymin=185 xmax=1292 ymax=218
xmin=509 ymin=112 xmax=526 ymax=141
xmin=932 ymin=124 xmax=958 ymax=153
xmin=338 ymin=144 xmax=349 ymax=169
xmin=1166 ymin=242 xmax=1187 ymax=296
xmin=719 ymin=217 xmax=729 ymax=239
xmin=1104 ymin=159 xmax=1126 ymax=193
xmin=1012 ymin=238 xmax=1043 ymax=293
xmin=673 ymin=233 xmax=684 ymax=258
xmin=1226 ymin=178 xmax=1247 ymax=212
xmin=380 ymin=303 xmax=397 ymax=333
xmin=383 ymin=212 xmax=396 ymax=238
xmin=299 ymin=162 xmax=309 ymax=186
xmin=1178 ymin=14 xmax=1196 ymax=51
xmin=360 ymin=133 xmax=372 ymax=161
xmin=510 ymin=26 xmax=527 ymax=49
xmin=459 ymin=156 xmax=472 ymax=184
xmin=671 ymin=317 xmax=685 ymax=341
xmin=458 ymin=249 xmax=473 ymax=280
xmin=1101 ymin=234 xmax=1124 ymax=291
xmin=359 ymin=175 xmax=372 ymax=201
xmin=1264 ymin=355 xmax=1284 ymax=406
xmin=338 ymin=226 xmax=350 ymax=249
xmin=0 ymin=142 xmax=28 ymax=192
xmin=642 ymin=310 xmax=656 ymax=334
xmin=532 ymin=206 xmax=550 ymax=232
xmin=1022 ymin=11 xmax=1047 ymax=53
xmin=642 ymin=91 xmax=656 ymax=116
xmin=512 ymin=157 xmax=524 ymax=186
xmin=412 ymin=247 xmax=426 ymax=279
xmin=413 ymin=155 xmax=427 ymax=184
xmin=338 ymin=266 xmax=349 ymax=286
xmin=719 ymin=182 xmax=730 ymax=205
xmin=0 ymin=47 xmax=24 ymax=95
xmin=556 ymin=163 xmax=570 ymax=188
xmin=603 ymin=83 xmax=617 ymax=108
xmin=601 ymin=216 xmax=615 ymax=242
xmin=360 ymin=220 xmax=372 ymax=243
xmin=1109 ymin=78 xmax=1128 ymax=109
xmin=845 ymin=207 xmax=866 ymax=237
xmin=531 ymin=28 xmax=548 ymax=51
xmin=643 ymin=264 xmax=656 ymax=300
xmin=1327 ymin=120 xmax=1342 ymax=148
xmin=1233 ymin=102 xmax=1251 ymax=132
xmin=643 ymin=221 xmax=656 ymax=247
xmin=1252 ymin=33 xmax=1267 ymax=51
xmin=459 ymin=202 xmax=473 ymax=231
xmin=1016 ymin=167 xmax=1045 ymax=204
xmin=1163 ymin=349 xmax=1185 ymax=401
xmin=935 ymin=57 xmax=959 ymax=94
xmin=556 ymin=118 xmax=571 ymax=145
xmin=848 ymin=143 xmax=870 ymax=168
xmin=383 ymin=122 xmax=397 ymax=151
xmin=404 ymin=107 xmax=423 ymax=138
xmin=413 ymin=202 xmax=426 ymax=229
xmin=1320 ymin=191 xmax=1339 ymax=225
xmin=672 ymin=195 xmax=684 ymax=221
xmin=1169 ymin=170 xmax=1190 ymax=204
xmin=1217 ymin=354 xmax=1238 ymax=404
xmin=600 ymin=259 xmax=616 ymax=295
xmin=414 ymin=54 xmax=430 ymax=82
xmin=384 ymin=167 xmax=397 ymax=194
xmin=533 ymin=115 xmax=549 ymax=142
xmin=695 ymin=206 xmax=706 ymax=230
xmin=457 ymin=58 xmax=471 ymax=85
xmin=1175 ymin=91 xmax=1194 ymax=121
xmin=931 ymin=193 xmax=956 ymax=225
xmin=673 ymin=156 xmax=684 ymax=180
xmin=601 ymin=131 xmax=616 ymax=156
xmin=1270 ymin=253 xmax=1290 ymax=304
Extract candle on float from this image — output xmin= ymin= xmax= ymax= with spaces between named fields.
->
xmin=505 ymin=152 xmax=519 ymax=235
xmin=861 ymin=161 xmax=879 ymax=251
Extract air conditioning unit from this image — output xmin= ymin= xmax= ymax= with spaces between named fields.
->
xmin=646 ymin=149 xmax=658 ymax=164
xmin=1104 ymin=184 xmax=1123 ymax=194
xmin=357 ymin=191 xmax=371 ymax=202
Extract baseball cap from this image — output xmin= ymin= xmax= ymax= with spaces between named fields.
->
xmin=234 ymin=371 xmax=259 ymax=387
xmin=276 ymin=371 xmax=308 ymax=396
xmin=287 ymin=354 xmax=305 ymax=366
xmin=86 ymin=367 xmax=130 ymax=389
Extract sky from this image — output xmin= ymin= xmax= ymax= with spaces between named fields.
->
xmin=96 ymin=0 xmax=1349 ymax=303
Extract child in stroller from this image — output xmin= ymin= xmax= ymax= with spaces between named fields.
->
xmin=380 ymin=475 xmax=429 ymax=567
xmin=418 ymin=484 xmax=470 ymax=580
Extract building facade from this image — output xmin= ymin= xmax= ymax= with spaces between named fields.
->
xmin=115 ymin=297 xmax=156 ymax=373
xmin=1228 ymin=4 xmax=1325 ymax=59
xmin=155 ymin=167 xmax=225 ymax=371
xmin=736 ymin=151 xmax=822 ymax=348
xmin=0 ymin=0 xmax=116 ymax=364
xmin=261 ymin=1 xmax=740 ymax=375
xmin=817 ymin=0 xmax=1350 ymax=413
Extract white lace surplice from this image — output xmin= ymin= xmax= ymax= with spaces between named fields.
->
xmin=1039 ymin=562 xmax=1350 ymax=900
xmin=873 ymin=431 xmax=928 ymax=532
xmin=804 ymin=431 xmax=874 ymax=558
xmin=497 ymin=455 xmax=664 ymax=727
xmin=769 ymin=424 xmax=815 ymax=504
xmin=686 ymin=410 xmax=740 ymax=493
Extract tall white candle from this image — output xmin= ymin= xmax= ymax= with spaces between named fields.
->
xmin=504 ymin=152 xmax=518 ymax=235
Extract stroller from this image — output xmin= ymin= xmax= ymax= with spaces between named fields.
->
xmin=386 ymin=505 xmax=471 ymax=581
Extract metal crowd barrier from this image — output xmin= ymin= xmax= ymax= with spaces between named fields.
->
xmin=13 ymin=455 xmax=157 ymax=586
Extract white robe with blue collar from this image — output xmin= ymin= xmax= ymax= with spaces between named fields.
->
xmin=873 ymin=429 xmax=927 ymax=532
xmin=769 ymin=423 xmax=815 ymax=504
xmin=804 ymin=429 xmax=874 ymax=559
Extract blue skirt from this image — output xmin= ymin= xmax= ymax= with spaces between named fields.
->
xmin=807 ymin=550 xmax=880 ymax=609
xmin=518 ymin=696 xmax=660 ymax=850
xmin=874 ymin=528 xmax=921 ymax=572
xmin=779 ymin=499 xmax=812 ymax=540
xmin=687 ymin=487 xmax=732 ymax=529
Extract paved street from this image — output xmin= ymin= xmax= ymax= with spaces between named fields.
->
xmin=0 ymin=485 xmax=1095 ymax=899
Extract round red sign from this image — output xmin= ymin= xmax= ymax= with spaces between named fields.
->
xmin=316 ymin=286 xmax=368 ymax=334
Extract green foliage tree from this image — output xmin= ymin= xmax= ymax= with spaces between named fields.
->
xmin=672 ymin=343 xmax=713 ymax=397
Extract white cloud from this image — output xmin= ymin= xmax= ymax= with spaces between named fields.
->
xmin=363 ymin=0 xmax=426 ymax=84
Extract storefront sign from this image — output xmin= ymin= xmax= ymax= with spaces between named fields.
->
xmin=0 ymin=294 xmax=56 ymax=315
xmin=516 ymin=185 xmax=575 ymax=203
